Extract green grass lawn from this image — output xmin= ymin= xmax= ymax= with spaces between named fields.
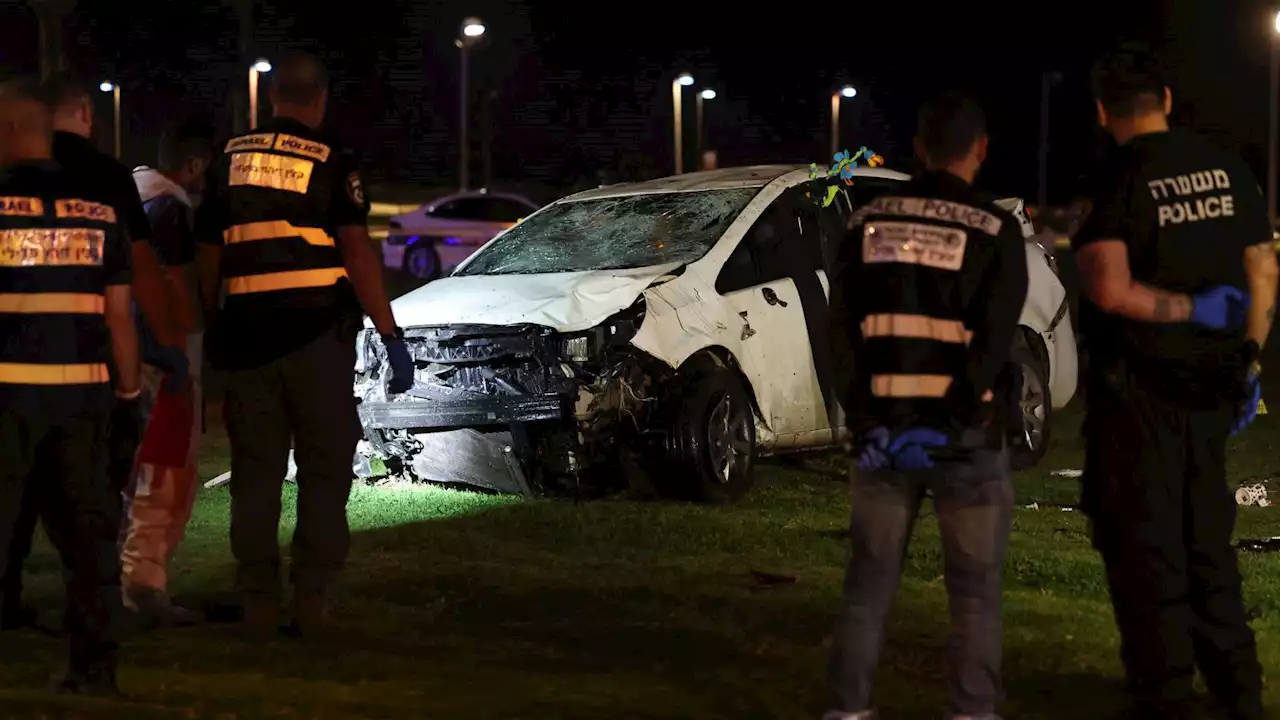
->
xmin=2 ymin=403 xmax=1279 ymax=719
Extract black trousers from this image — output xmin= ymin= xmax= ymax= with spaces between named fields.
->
xmin=1 ymin=400 xmax=137 ymax=611
xmin=0 ymin=409 xmax=122 ymax=673
xmin=1082 ymin=375 xmax=1263 ymax=720
xmin=223 ymin=321 xmax=361 ymax=597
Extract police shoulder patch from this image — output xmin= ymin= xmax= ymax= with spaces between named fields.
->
xmin=346 ymin=172 xmax=367 ymax=209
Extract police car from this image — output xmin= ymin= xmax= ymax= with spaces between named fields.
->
xmin=383 ymin=190 xmax=540 ymax=280
xmin=355 ymin=166 xmax=1077 ymax=499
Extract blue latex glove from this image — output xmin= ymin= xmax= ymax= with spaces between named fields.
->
xmin=887 ymin=428 xmax=949 ymax=471
xmin=1232 ymin=368 xmax=1262 ymax=436
xmin=149 ymin=344 xmax=190 ymax=395
xmin=856 ymin=427 xmax=891 ymax=471
xmin=1190 ymin=286 xmax=1248 ymax=330
xmin=382 ymin=331 xmax=415 ymax=395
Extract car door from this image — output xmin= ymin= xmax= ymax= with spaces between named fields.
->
xmin=714 ymin=190 xmax=830 ymax=443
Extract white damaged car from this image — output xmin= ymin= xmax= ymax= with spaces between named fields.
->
xmin=354 ymin=165 xmax=1076 ymax=501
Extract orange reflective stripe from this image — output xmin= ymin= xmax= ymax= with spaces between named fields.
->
xmin=0 ymin=293 xmax=103 ymax=314
xmin=870 ymin=374 xmax=953 ymax=398
xmin=225 ymin=267 xmax=348 ymax=295
xmin=861 ymin=313 xmax=972 ymax=344
xmin=223 ymin=221 xmax=335 ymax=248
xmin=0 ymin=362 xmax=110 ymax=385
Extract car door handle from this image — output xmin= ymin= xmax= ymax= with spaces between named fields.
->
xmin=761 ymin=287 xmax=788 ymax=307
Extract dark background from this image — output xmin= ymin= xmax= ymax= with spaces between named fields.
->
xmin=0 ymin=0 xmax=1276 ymax=203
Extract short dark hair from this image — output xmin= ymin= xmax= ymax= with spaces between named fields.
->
xmin=916 ymin=91 xmax=986 ymax=164
xmin=271 ymin=51 xmax=329 ymax=105
xmin=157 ymin=117 xmax=216 ymax=172
xmin=39 ymin=72 xmax=91 ymax=112
xmin=1091 ymin=43 xmax=1166 ymax=119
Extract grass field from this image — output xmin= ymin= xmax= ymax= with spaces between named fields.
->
xmin=1 ymin=402 xmax=1277 ymax=719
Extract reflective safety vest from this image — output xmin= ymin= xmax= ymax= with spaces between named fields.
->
xmin=214 ymin=121 xmax=351 ymax=310
xmin=0 ymin=171 xmax=123 ymax=412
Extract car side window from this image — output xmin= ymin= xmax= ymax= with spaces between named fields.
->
xmin=715 ymin=193 xmax=823 ymax=294
xmin=484 ymin=199 xmax=534 ymax=223
xmin=429 ymin=200 xmax=460 ymax=219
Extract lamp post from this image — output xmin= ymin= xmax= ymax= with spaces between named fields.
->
xmin=672 ymin=73 xmax=694 ymax=174
xmin=99 ymin=81 xmax=120 ymax=159
xmin=695 ymin=88 xmax=715 ymax=163
xmin=831 ymin=85 xmax=856 ymax=157
xmin=457 ymin=16 xmax=486 ymax=190
xmin=248 ymin=58 xmax=271 ymax=130
xmin=1269 ymin=10 xmax=1280 ymax=228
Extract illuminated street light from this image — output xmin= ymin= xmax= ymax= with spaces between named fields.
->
xmin=249 ymin=58 xmax=271 ymax=130
xmin=100 ymin=81 xmax=121 ymax=159
xmin=672 ymin=74 xmax=695 ymax=173
xmin=696 ymin=88 xmax=717 ymax=163
xmin=457 ymin=17 xmax=487 ymax=190
xmin=699 ymin=88 xmax=716 ymax=100
xmin=830 ymin=85 xmax=858 ymax=157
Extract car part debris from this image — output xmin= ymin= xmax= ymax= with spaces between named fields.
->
xmin=204 ymin=449 xmax=297 ymax=489
xmin=1237 ymin=537 xmax=1280 ymax=553
xmin=1050 ymin=469 xmax=1082 ymax=478
xmin=1235 ymin=484 xmax=1270 ymax=507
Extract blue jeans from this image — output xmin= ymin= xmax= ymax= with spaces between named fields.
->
xmin=828 ymin=448 xmax=1013 ymax=718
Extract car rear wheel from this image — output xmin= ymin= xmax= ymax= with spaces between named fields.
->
xmin=665 ymin=367 xmax=756 ymax=503
xmin=1010 ymin=334 xmax=1051 ymax=470
xmin=404 ymin=241 xmax=442 ymax=281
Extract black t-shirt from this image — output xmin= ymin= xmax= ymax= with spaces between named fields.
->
xmin=53 ymin=132 xmax=151 ymax=247
xmin=196 ymin=117 xmax=369 ymax=370
xmin=1073 ymin=130 xmax=1270 ymax=401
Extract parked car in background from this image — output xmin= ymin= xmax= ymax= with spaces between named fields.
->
xmin=384 ymin=190 xmax=540 ymax=280
xmin=354 ymin=166 xmax=1076 ymax=500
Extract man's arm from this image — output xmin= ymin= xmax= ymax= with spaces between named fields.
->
xmin=148 ymin=198 xmax=199 ymax=334
xmin=1076 ymin=240 xmax=1194 ymax=322
xmin=331 ymin=155 xmax=397 ymax=334
xmin=828 ymin=230 xmax=869 ymax=435
xmin=105 ymin=283 xmax=141 ymax=394
xmin=193 ymin=159 xmax=226 ymax=325
xmin=952 ymin=225 xmax=1029 ymax=421
xmin=121 ymin=176 xmax=180 ymax=348
xmin=1244 ymin=240 xmax=1279 ymax=348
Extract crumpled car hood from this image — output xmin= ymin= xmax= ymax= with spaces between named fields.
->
xmin=374 ymin=262 xmax=684 ymax=333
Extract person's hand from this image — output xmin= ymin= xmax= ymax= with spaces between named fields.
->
xmin=1190 ymin=286 xmax=1249 ymax=330
xmin=855 ymin=426 xmax=891 ymax=471
xmin=111 ymin=388 xmax=144 ymax=450
xmin=1232 ymin=362 xmax=1263 ymax=436
xmin=150 ymin=343 xmax=190 ymax=394
xmin=887 ymin=427 xmax=949 ymax=471
xmin=381 ymin=330 xmax=415 ymax=395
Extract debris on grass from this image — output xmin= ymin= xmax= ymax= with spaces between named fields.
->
xmin=1235 ymin=484 xmax=1271 ymax=507
xmin=1237 ymin=537 xmax=1280 ymax=553
xmin=203 ymin=450 xmax=298 ymax=489
xmin=1051 ymin=469 xmax=1083 ymax=478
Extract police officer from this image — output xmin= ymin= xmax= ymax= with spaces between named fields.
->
xmin=0 ymin=74 xmax=190 ymax=626
xmin=1074 ymin=45 xmax=1273 ymax=720
xmin=195 ymin=51 xmax=413 ymax=639
xmin=0 ymin=77 xmax=141 ymax=693
xmin=825 ymin=91 xmax=1028 ymax=720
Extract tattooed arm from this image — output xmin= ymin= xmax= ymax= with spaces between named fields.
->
xmin=1076 ymin=240 xmax=1194 ymax=322
xmin=1244 ymin=240 xmax=1279 ymax=348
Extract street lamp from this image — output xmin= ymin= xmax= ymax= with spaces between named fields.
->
xmin=249 ymin=58 xmax=271 ymax=130
xmin=99 ymin=81 xmax=120 ymax=159
xmin=1269 ymin=10 xmax=1280 ymax=227
xmin=456 ymin=16 xmax=486 ymax=190
xmin=830 ymin=85 xmax=857 ymax=157
xmin=672 ymin=73 xmax=694 ymax=174
xmin=695 ymin=88 xmax=716 ymax=164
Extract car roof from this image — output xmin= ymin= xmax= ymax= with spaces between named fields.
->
xmin=427 ymin=190 xmax=536 ymax=207
xmin=562 ymin=165 xmax=912 ymax=202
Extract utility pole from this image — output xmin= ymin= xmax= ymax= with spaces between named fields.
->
xmin=221 ymin=0 xmax=253 ymax=135
xmin=28 ymin=0 xmax=75 ymax=80
xmin=481 ymin=89 xmax=495 ymax=189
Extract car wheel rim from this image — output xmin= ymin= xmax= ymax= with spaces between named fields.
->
xmin=1019 ymin=362 xmax=1046 ymax=452
xmin=408 ymin=247 xmax=435 ymax=279
xmin=706 ymin=391 xmax=752 ymax=484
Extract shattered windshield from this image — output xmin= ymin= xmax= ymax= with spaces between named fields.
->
xmin=454 ymin=187 xmax=759 ymax=276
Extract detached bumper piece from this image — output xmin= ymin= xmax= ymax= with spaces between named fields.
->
xmin=357 ymin=394 xmax=568 ymax=430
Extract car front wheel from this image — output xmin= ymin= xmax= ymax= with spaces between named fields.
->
xmin=665 ymin=367 xmax=756 ymax=503
xmin=1009 ymin=334 xmax=1052 ymax=470
xmin=404 ymin=240 xmax=442 ymax=281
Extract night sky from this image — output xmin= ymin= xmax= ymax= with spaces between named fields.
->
xmin=0 ymin=0 xmax=1275 ymax=204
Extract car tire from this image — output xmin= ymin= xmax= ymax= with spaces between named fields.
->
xmin=404 ymin=240 xmax=442 ymax=281
xmin=1009 ymin=332 xmax=1052 ymax=471
xmin=665 ymin=367 xmax=756 ymax=504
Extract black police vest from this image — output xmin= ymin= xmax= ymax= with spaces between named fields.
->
xmin=0 ymin=194 xmax=117 ymax=389
xmin=216 ymin=129 xmax=348 ymax=309
xmin=845 ymin=192 xmax=1006 ymax=433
